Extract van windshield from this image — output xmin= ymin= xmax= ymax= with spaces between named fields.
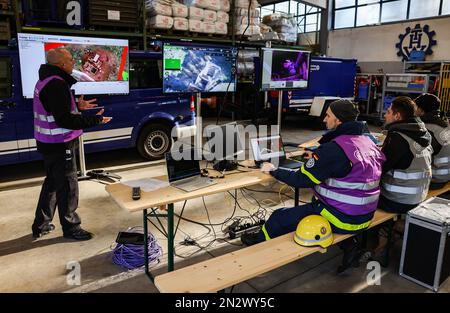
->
xmin=129 ymin=58 xmax=162 ymax=90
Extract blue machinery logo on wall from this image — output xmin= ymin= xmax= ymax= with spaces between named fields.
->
xmin=395 ymin=24 xmax=437 ymax=61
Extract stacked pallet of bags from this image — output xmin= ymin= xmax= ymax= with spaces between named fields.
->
xmin=146 ymin=0 xmax=174 ymax=29
xmin=234 ymin=0 xmax=261 ymax=37
xmin=146 ymin=0 xmax=189 ymax=31
xmin=261 ymin=13 xmax=297 ymax=43
xmin=183 ymin=0 xmax=230 ymax=34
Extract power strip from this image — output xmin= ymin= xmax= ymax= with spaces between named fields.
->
xmin=228 ymin=220 xmax=265 ymax=239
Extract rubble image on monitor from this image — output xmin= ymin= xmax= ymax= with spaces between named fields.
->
xmin=271 ymin=50 xmax=308 ymax=82
xmin=44 ymin=43 xmax=129 ymax=82
xmin=163 ymin=46 xmax=235 ymax=93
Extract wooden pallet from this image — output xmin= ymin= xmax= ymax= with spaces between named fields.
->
xmin=147 ymin=27 xmax=230 ymax=40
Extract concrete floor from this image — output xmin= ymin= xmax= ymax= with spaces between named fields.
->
xmin=1 ymin=117 xmax=449 ymax=293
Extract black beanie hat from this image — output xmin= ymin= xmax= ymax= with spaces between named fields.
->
xmin=415 ymin=93 xmax=441 ymax=113
xmin=329 ymin=99 xmax=360 ymax=123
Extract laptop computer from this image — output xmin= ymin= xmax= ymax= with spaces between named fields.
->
xmin=250 ymin=135 xmax=303 ymax=170
xmin=165 ymin=150 xmax=217 ymax=192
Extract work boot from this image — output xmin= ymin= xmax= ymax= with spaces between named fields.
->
xmin=337 ymin=238 xmax=361 ymax=274
xmin=241 ymin=231 xmax=264 ymax=246
xmin=32 ymin=223 xmax=56 ymax=239
xmin=63 ymin=228 xmax=94 ymax=241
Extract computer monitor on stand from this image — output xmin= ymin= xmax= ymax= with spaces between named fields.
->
xmin=205 ymin=122 xmax=244 ymax=172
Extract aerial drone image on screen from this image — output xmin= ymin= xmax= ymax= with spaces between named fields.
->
xmin=44 ymin=43 xmax=129 ymax=82
xmin=163 ymin=46 xmax=235 ymax=93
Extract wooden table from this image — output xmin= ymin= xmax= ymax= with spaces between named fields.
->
xmin=105 ymin=168 xmax=300 ymax=280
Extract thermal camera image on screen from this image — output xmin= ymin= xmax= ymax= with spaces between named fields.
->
xmin=44 ymin=43 xmax=129 ymax=82
xmin=261 ymin=48 xmax=310 ymax=90
xmin=271 ymin=50 xmax=308 ymax=82
xmin=163 ymin=44 xmax=236 ymax=93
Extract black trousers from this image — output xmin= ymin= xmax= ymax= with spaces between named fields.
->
xmin=32 ymin=148 xmax=81 ymax=234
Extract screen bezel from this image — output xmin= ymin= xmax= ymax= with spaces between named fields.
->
xmin=259 ymin=47 xmax=311 ymax=91
xmin=162 ymin=41 xmax=238 ymax=94
xmin=250 ymin=135 xmax=286 ymax=162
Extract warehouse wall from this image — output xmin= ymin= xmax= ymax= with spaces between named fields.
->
xmin=327 ymin=16 xmax=450 ymax=73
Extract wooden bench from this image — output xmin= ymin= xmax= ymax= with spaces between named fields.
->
xmin=154 ymin=182 xmax=450 ymax=293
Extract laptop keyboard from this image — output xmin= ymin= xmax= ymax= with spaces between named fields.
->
xmin=173 ymin=177 xmax=215 ymax=191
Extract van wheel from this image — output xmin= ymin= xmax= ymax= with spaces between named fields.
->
xmin=137 ymin=123 xmax=173 ymax=160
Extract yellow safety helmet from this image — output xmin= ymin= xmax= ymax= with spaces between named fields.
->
xmin=294 ymin=215 xmax=333 ymax=248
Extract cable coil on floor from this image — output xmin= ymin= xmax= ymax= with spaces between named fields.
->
xmin=112 ymin=227 xmax=162 ymax=270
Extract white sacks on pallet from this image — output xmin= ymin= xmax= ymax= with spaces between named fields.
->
xmin=203 ymin=21 xmax=216 ymax=34
xmin=173 ymin=17 xmax=189 ymax=30
xmin=189 ymin=6 xmax=204 ymax=20
xmin=172 ymin=3 xmax=188 ymax=17
xmin=216 ymin=11 xmax=229 ymax=23
xmin=189 ymin=19 xmax=204 ymax=32
xmin=219 ymin=0 xmax=230 ymax=12
xmin=235 ymin=0 xmax=259 ymax=9
xmin=148 ymin=15 xmax=174 ymax=29
xmin=235 ymin=15 xmax=259 ymax=25
xmin=185 ymin=0 xmax=220 ymax=10
xmin=203 ymin=10 xmax=217 ymax=22
xmin=262 ymin=13 xmax=297 ymax=43
xmin=145 ymin=0 xmax=173 ymax=6
xmin=146 ymin=2 xmax=172 ymax=16
xmin=234 ymin=8 xmax=260 ymax=17
xmin=235 ymin=24 xmax=260 ymax=36
xmin=215 ymin=21 xmax=227 ymax=34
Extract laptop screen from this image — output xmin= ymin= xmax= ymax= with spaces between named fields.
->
xmin=166 ymin=150 xmax=201 ymax=183
xmin=250 ymin=135 xmax=286 ymax=161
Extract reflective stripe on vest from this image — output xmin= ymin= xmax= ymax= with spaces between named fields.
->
xmin=382 ymin=183 xmax=425 ymax=195
xmin=314 ymin=185 xmax=379 ymax=205
xmin=324 ymin=178 xmax=380 ymax=191
xmin=34 ymin=125 xmax=72 ymax=136
xmin=435 ymin=156 xmax=450 ymax=165
xmin=261 ymin=224 xmax=271 ymax=241
xmin=386 ymin=170 xmax=430 ymax=180
xmin=433 ymin=168 xmax=450 ymax=175
xmin=320 ymin=209 xmax=372 ymax=231
xmin=34 ymin=112 xmax=56 ymax=123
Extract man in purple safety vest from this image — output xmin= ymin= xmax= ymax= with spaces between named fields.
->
xmin=241 ymin=100 xmax=386 ymax=273
xmin=32 ymin=48 xmax=112 ymax=241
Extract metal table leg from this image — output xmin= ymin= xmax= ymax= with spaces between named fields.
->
xmin=167 ymin=203 xmax=175 ymax=272
xmin=143 ymin=209 xmax=153 ymax=281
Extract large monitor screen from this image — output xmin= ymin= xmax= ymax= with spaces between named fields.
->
xmin=163 ymin=42 xmax=237 ymax=94
xmin=261 ymin=48 xmax=310 ymax=91
xmin=17 ymin=33 xmax=129 ymax=98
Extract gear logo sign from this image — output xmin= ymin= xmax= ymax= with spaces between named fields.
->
xmin=396 ymin=24 xmax=437 ymax=61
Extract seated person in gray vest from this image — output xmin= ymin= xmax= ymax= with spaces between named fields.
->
xmin=415 ymin=93 xmax=449 ymax=190
xmin=241 ymin=99 xmax=386 ymax=274
xmin=379 ymin=96 xmax=433 ymax=214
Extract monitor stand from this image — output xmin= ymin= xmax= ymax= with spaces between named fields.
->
xmin=213 ymin=160 xmax=238 ymax=172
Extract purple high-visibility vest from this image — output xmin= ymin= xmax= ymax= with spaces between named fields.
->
xmin=33 ymin=75 xmax=83 ymax=144
xmin=314 ymin=135 xmax=386 ymax=216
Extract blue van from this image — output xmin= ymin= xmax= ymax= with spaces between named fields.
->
xmin=0 ymin=49 xmax=196 ymax=166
